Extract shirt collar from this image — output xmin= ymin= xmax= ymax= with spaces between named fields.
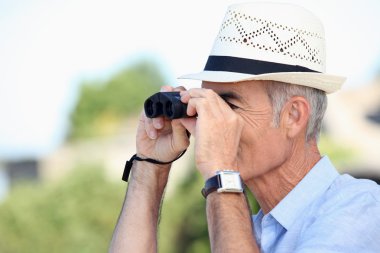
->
xmin=269 ymin=156 xmax=339 ymax=230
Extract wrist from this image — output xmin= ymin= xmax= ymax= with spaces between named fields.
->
xmin=136 ymin=150 xmax=185 ymax=163
xmin=197 ymin=162 xmax=238 ymax=181
xmin=130 ymin=161 xmax=171 ymax=191
xmin=123 ymin=150 xmax=187 ymax=182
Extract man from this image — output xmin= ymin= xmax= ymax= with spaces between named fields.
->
xmin=109 ymin=2 xmax=380 ymax=253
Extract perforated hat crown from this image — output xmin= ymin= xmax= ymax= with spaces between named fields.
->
xmin=179 ymin=2 xmax=346 ymax=93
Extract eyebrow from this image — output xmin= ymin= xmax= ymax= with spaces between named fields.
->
xmin=219 ymin=91 xmax=242 ymax=101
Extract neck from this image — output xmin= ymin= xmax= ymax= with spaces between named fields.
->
xmin=246 ymin=140 xmax=321 ymax=214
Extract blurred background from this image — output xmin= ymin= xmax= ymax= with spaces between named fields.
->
xmin=0 ymin=0 xmax=379 ymax=252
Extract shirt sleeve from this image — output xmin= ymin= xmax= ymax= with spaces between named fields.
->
xmin=294 ymin=192 xmax=380 ymax=253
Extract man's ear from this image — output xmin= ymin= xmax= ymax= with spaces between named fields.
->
xmin=280 ymin=96 xmax=310 ymax=139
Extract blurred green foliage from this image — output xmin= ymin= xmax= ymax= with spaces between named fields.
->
xmin=0 ymin=167 xmax=125 ymax=253
xmin=68 ymin=60 xmax=165 ymax=140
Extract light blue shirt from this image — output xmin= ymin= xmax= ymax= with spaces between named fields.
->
xmin=252 ymin=156 xmax=380 ymax=253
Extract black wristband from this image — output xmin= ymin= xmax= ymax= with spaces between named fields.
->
xmin=201 ymin=174 xmax=221 ymax=198
xmin=122 ymin=149 xmax=187 ymax=182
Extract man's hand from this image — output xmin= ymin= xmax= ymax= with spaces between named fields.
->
xmin=180 ymin=88 xmax=244 ymax=180
xmin=137 ymin=85 xmax=190 ymax=163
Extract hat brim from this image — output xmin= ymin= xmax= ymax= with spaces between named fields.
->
xmin=178 ymin=71 xmax=346 ymax=94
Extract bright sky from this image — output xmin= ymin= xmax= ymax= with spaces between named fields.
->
xmin=1 ymin=0 xmax=380 ymax=159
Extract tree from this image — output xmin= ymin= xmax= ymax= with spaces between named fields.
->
xmin=68 ymin=60 xmax=166 ymax=140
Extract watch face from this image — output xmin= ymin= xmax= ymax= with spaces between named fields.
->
xmin=219 ymin=171 xmax=243 ymax=192
xmin=223 ymin=174 xmax=238 ymax=188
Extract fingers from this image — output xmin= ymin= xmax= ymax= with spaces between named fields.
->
xmin=186 ymin=97 xmax=205 ymax=117
xmin=180 ymin=88 xmax=217 ymax=103
xmin=180 ymin=88 xmax=226 ymax=118
xmin=144 ymin=114 xmax=158 ymax=139
xmin=152 ymin=117 xmax=164 ymax=130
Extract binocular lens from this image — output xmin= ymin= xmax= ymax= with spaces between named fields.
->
xmin=145 ymin=99 xmax=154 ymax=117
xmin=144 ymin=99 xmax=163 ymax=118
xmin=165 ymin=101 xmax=174 ymax=118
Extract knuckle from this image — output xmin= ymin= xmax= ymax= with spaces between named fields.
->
xmin=187 ymin=88 xmax=195 ymax=94
xmin=145 ymin=117 xmax=152 ymax=124
xmin=204 ymin=89 xmax=215 ymax=97
xmin=174 ymin=86 xmax=186 ymax=91
xmin=199 ymin=98 xmax=207 ymax=105
xmin=152 ymin=117 xmax=161 ymax=123
xmin=197 ymin=99 xmax=208 ymax=108
xmin=145 ymin=119 xmax=153 ymax=129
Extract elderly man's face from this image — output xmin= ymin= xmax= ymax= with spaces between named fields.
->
xmin=202 ymin=81 xmax=291 ymax=181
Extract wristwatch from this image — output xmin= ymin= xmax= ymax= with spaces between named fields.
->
xmin=201 ymin=170 xmax=244 ymax=198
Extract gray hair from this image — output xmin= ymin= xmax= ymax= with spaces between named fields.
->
xmin=265 ymin=81 xmax=327 ymax=142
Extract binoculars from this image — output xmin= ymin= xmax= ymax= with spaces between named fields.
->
xmin=144 ymin=92 xmax=188 ymax=119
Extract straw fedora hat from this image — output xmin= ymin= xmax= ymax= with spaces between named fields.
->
xmin=179 ymin=2 xmax=346 ymax=93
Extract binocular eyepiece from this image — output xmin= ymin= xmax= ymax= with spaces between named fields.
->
xmin=144 ymin=92 xmax=188 ymax=119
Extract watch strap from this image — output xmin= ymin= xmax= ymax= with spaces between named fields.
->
xmin=201 ymin=174 xmax=221 ymax=198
